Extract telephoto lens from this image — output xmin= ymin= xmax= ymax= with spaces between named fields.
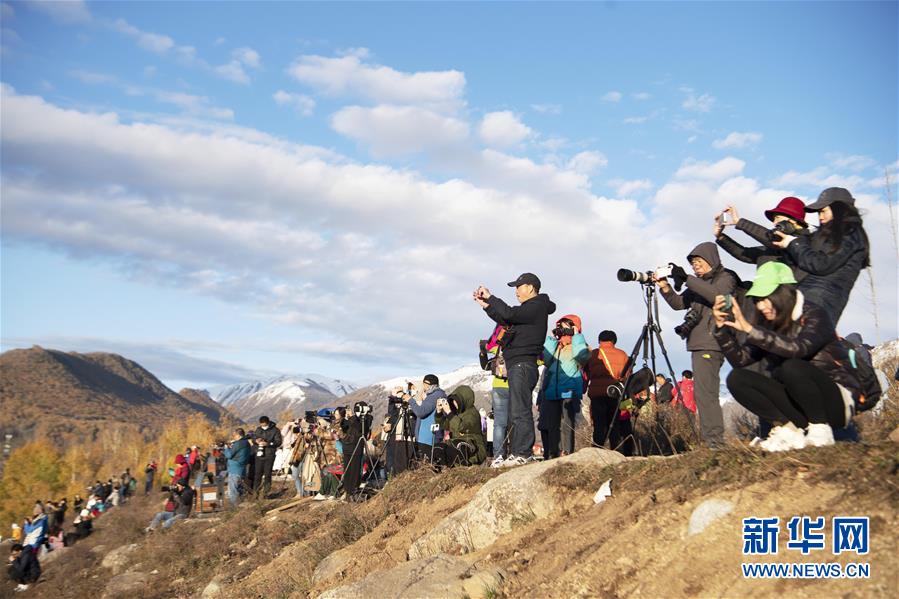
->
xmin=617 ymin=268 xmax=652 ymax=284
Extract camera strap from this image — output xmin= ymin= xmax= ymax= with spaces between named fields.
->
xmin=598 ymin=348 xmax=621 ymax=381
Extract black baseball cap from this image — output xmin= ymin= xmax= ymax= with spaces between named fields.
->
xmin=423 ymin=374 xmax=439 ymax=386
xmin=805 ymin=187 xmax=855 ymax=212
xmin=507 ymin=272 xmax=541 ymax=290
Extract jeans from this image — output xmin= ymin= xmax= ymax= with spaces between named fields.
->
xmin=507 ymin=361 xmax=538 ymax=458
xmin=227 ymin=473 xmax=242 ymax=506
xmin=144 ymin=475 xmax=154 ymax=495
xmin=491 ymin=387 xmax=510 ymax=458
xmin=148 ymin=511 xmax=185 ymax=530
xmin=290 ymin=464 xmax=304 ymax=495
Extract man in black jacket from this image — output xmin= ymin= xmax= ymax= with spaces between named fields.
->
xmin=252 ymin=416 xmax=282 ymax=496
xmin=7 ymin=543 xmax=40 ymax=591
xmin=475 ymin=273 xmax=556 ymax=466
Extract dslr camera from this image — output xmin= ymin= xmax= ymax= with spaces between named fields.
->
xmin=552 ymin=319 xmax=576 ymax=339
xmin=767 ymin=220 xmax=802 ymax=241
xmin=674 ymin=307 xmax=702 ymax=339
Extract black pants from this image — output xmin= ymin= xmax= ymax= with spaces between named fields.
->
xmin=507 ymin=361 xmax=538 ymax=457
xmin=727 ymin=359 xmax=846 ymax=429
xmin=389 ymin=439 xmax=415 ymax=476
xmin=432 ymin=441 xmax=472 ymax=468
xmin=252 ymin=453 xmax=275 ymax=495
xmin=590 ymin=396 xmax=634 ymax=456
xmin=341 ymin=441 xmax=365 ymax=495
xmin=542 ymin=400 xmax=564 ymax=459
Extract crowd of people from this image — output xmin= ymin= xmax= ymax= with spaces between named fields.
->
xmin=5 ymin=470 xmax=137 ymax=592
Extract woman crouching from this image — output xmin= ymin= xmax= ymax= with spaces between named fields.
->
xmin=712 ymin=262 xmax=860 ymax=451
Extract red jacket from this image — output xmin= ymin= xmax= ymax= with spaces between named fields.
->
xmin=173 ymin=454 xmax=190 ymax=483
xmin=673 ymin=379 xmax=696 ymax=413
xmin=585 ymin=342 xmax=629 ymax=399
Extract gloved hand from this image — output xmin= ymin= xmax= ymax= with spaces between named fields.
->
xmin=669 ymin=264 xmax=688 ymax=292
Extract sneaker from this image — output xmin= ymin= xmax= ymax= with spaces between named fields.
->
xmin=312 ymin=493 xmax=327 ymax=501
xmin=499 ymin=455 xmax=528 ymax=468
xmin=15 ymin=584 xmax=29 ymax=592
xmin=748 ymin=436 xmax=762 ymax=447
xmin=490 ymin=456 xmax=505 ymax=469
xmin=760 ymin=423 xmax=807 ymax=452
xmin=805 ymin=423 xmax=835 ymax=447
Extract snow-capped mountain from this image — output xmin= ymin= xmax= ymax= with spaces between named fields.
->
xmin=210 ymin=374 xmax=358 ymax=421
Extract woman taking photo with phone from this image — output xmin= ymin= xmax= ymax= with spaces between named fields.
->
xmin=712 ymin=262 xmax=861 ymax=452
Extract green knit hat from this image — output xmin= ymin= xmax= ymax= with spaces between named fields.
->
xmin=746 ymin=262 xmax=798 ymax=298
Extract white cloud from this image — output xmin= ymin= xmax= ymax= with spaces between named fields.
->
xmin=153 ymin=91 xmax=234 ymax=120
xmin=610 ymin=178 xmax=653 ymax=197
xmin=1 ymin=86 xmax=892 ymax=375
xmin=143 ymin=65 xmax=157 ymax=78
xmin=69 ymin=69 xmax=117 ymax=85
xmin=214 ymin=61 xmax=249 ymax=84
xmin=531 ymin=103 xmax=561 ymax=114
xmin=681 ymin=87 xmax=716 ymax=112
xmin=771 ymin=167 xmax=866 ymax=191
xmin=232 ymin=47 xmax=261 ymax=69
xmin=675 ymin=157 xmax=745 ymax=181
xmin=273 ymin=90 xmax=316 ymax=117
xmin=633 ymin=92 xmax=651 ymax=101
xmin=566 ymin=151 xmax=607 ymax=175
xmin=712 ymin=131 xmax=763 ymax=149
xmin=601 ymin=91 xmax=622 ymax=103
xmin=478 ymin=111 xmax=532 ymax=147
xmin=825 ymin=153 xmax=877 ymax=172
xmin=287 ymin=48 xmax=465 ymax=110
xmin=112 ymin=18 xmax=175 ymax=54
xmin=623 ymin=115 xmax=649 ymax=125
xmin=331 ymin=104 xmax=469 ymax=156
xmin=25 ymin=0 xmax=90 ymax=23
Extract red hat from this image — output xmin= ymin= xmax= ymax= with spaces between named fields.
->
xmin=764 ymin=196 xmax=807 ymax=225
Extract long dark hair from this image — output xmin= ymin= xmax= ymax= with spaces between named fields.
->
xmin=754 ymin=284 xmax=798 ymax=333
xmin=820 ymin=202 xmax=870 ymax=267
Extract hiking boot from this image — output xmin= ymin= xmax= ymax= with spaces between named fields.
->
xmin=759 ymin=423 xmax=806 ymax=452
xmin=805 ymin=423 xmax=835 ymax=447
xmin=489 ymin=456 xmax=505 ymax=469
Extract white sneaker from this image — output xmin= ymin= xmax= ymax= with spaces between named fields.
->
xmin=749 ymin=436 xmax=762 ymax=447
xmin=760 ymin=423 xmax=807 ymax=452
xmin=490 ymin=456 xmax=505 ymax=469
xmin=15 ymin=584 xmax=29 ymax=592
xmin=499 ymin=455 xmax=528 ymax=468
xmin=312 ymin=493 xmax=327 ymax=501
xmin=805 ymin=423 xmax=835 ymax=447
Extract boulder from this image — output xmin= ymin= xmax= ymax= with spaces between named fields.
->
xmin=201 ymin=576 xmax=224 ymax=599
xmin=888 ymin=425 xmax=899 ymax=444
xmin=318 ymin=553 xmax=503 ymax=599
xmin=408 ymin=448 xmax=625 ymax=559
xmin=103 ymin=572 xmax=150 ymax=599
xmin=101 ymin=543 xmax=139 ymax=575
xmin=312 ymin=545 xmax=355 ymax=585
xmin=687 ymin=499 xmax=734 ymax=536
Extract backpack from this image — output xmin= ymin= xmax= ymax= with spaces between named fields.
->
xmin=839 ymin=336 xmax=882 ymax=412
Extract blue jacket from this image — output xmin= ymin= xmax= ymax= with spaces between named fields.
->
xmin=410 ymin=387 xmax=446 ymax=444
xmin=23 ymin=514 xmax=48 ymax=548
xmin=542 ymin=333 xmax=590 ymax=401
xmin=224 ymin=437 xmax=251 ymax=476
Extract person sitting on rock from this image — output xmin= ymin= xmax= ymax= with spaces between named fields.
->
xmin=145 ymin=480 xmax=195 ymax=532
xmin=433 ymin=386 xmax=487 ymax=467
xmin=7 ymin=543 xmax=40 ymax=592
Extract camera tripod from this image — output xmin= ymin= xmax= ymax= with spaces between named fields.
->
xmin=604 ymin=280 xmax=694 ymax=453
xmin=343 ymin=411 xmax=384 ymax=500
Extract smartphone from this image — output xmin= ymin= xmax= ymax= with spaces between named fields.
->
xmin=722 ymin=294 xmax=734 ymax=311
xmin=719 ymin=211 xmax=731 ymax=225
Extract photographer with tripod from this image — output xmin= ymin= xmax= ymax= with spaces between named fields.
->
xmin=341 ymin=402 xmax=374 ymax=498
xmin=654 ymin=242 xmax=737 ymax=448
xmin=384 ymin=386 xmax=419 ymax=476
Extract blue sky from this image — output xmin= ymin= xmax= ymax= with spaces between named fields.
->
xmin=1 ymin=1 xmax=896 ymax=390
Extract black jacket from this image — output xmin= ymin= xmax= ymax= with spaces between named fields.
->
xmin=713 ymin=292 xmax=861 ymax=398
xmin=484 ymin=293 xmax=557 ymax=364
xmin=786 ymin=226 xmax=868 ymax=326
xmin=656 ymin=382 xmax=674 ymax=404
xmin=9 ymin=548 xmax=41 ymax=584
xmin=716 ymin=218 xmax=809 ymax=282
xmin=660 ymin=242 xmax=738 ymax=352
xmin=253 ymin=423 xmax=283 ymax=456
xmin=175 ymin=486 xmax=195 ymax=517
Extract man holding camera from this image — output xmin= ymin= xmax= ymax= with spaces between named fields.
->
xmin=252 ymin=416 xmax=282 ymax=497
xmin=474 ymin=273 xmax=556 ymax=466
xmin=655 ymin=242 xmax=736 ymax=448
xmin=408 ymin=374 xmax=446 ymax=457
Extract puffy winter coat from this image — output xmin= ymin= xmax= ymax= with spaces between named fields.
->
xmin=585 ymin=342 xmax=629 ymax=399
xmin=660 ymin=242 xmax=738 ymax=352
xmin=172 ymin=454 xmax=190 ymax=484
xmin=436 ymin=385 xmax=487 ymax=465
xmin=785 ymin=226 xmax=868 ymax=326
xmin=713 ymin=291 xmax=861 ymax=399
xmin=542 ymin=315 xmax=590 ymax=402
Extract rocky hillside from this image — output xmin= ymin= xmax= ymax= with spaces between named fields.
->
xmin=0 ymin=346 xmax=234 ymax=451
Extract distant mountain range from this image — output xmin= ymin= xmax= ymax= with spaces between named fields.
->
xmin=210 ymin=375 xmax=359 ymax=422
xmin=0 ymin=346 xmax=235 ymax=452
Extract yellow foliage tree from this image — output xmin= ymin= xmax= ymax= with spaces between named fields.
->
xmin=0 ymin=441 xmax=70 ymax=528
